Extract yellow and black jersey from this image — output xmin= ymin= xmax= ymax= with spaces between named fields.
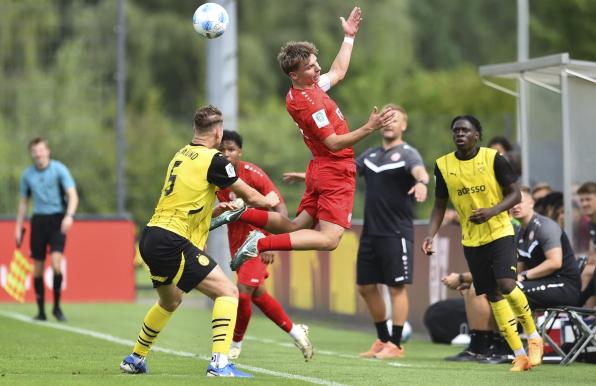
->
xmin=434 ymin=147 xmax=517 ymax=247
xmin=147 ymin=143 xmax=238 ymax=248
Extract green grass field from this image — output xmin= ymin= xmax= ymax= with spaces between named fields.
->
xmin=0 ymin=299 xmax=593 ymax=386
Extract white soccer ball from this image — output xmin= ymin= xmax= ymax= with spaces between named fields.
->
xmin=192 ymin=3 xmax=229 ymax=39
xmin=387 ymin=320 xmax=413 ymax=343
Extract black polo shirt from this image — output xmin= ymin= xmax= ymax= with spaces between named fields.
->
xmin=356 ymin=143 xmax=424 ymax=240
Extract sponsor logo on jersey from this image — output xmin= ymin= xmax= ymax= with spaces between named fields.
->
xmin=456 ymin=185 xmax=486 ymax=196
xmin=335 ymin=107 xmax=344 ymax=120
xmin=225 ymin=163 xmax=236 ymax=178
xmin=312 ymin=109 xmax=330 ymax=128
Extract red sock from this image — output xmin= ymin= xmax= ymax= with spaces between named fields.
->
xmin=253 ymin=292 xmax=293 ymax=333
xmin=234 ymin=293 xmax=252 ymax=342
xmin=239 ymin=209 xmax=269 ymax=228
xmin=257 ymin=233 xmax=292 ymax=253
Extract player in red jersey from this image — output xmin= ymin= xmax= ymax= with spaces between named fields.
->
xmin=211 ymin=6 xmax=397 ymax=268
xmin=216 ymin=130 xmax=313 ymax=360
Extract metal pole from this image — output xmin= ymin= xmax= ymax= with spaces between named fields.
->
xmin=560 ymin=71 xmax=573 ymax=240
xmin=116 ymin=0 xmax=127 ymax=215
xmin=517 ymin=0 xmax=530 ymax=185
xmin=206 ymin=0 xmax=237 ymax=277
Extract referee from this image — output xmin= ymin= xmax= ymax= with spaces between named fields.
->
xmin=15 ymin=137 xmax=78 ymax=322
xmin=356 ymin=104 xmax=429 ymax=359
xmin=422 ymin=116 xmax=542 ymax=372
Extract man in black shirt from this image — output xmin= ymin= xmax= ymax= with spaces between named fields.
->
xmin=512 ymin=187 xmax=582 ymax=308
xmin=355 ymin=104 xmax=429 ymax=359
xmin=578 ymin=181 xmax=596 ymax=307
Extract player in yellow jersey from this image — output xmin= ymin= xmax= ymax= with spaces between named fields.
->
xmin=120 ymin=105 xmax=279 ymax=378
xmin=422 ymin=115 xmax=543 ymax=372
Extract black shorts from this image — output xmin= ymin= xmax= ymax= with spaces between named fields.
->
xmin=30 ymin=214 xmax=66 ymax=261
xmin=463 ymin=236 xmax=516 ymax=295
xmin=357 ymin=235 xmax=413 ymax=286
xmin=139 ymin=226 xmax=217 ymax=293
xmin=520 ymin=276 xmax=581 ymax=309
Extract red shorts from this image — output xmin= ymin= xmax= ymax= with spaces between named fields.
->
xmin=236 ymin=255 xmax=269 ymax=287
xmin=296 ymin=158 xmax=356 ymax=229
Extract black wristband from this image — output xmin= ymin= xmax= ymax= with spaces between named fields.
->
xmin=458 ymin=272 xmax=465 ymax=284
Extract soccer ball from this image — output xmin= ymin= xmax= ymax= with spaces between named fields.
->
xmin=192 ymin=3 xmax=229 ymax=39
xmin=387 ymin=320 xmax=413 ymax=343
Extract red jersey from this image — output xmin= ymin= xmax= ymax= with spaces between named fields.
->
xmin=286 ymin=83 xmax=354 ymax=160
xmin=216 ymin=161 xmax=283 ymax=255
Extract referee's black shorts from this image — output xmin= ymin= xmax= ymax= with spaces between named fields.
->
xmin=30 ymin=213 xmax=66 ymax=261
xmin=357 ymin=235 xmax=413 ymax=287
xmin=463 ymin=236 xmax=517 ymax=295
xmin=519 ymin=276 xmax=581 ymax=309
xmin=139 ymin=226 xmax=217 ymax=293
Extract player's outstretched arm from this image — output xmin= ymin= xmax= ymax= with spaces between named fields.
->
xmin=325 ymin=6 xmax=362 ymax=88
xmin=282 ymin=172 xmax=306 ymax=184
xmin=322 ymin=106 xmax=397 ymax=151
xmin=229 ymin=178 xmax=279 ymax=209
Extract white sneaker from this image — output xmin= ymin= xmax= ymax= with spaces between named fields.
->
xmin=229 ymin=345 xmax=242 ymax=360
xmin=293 ymin=324 xmax=314 ymax=361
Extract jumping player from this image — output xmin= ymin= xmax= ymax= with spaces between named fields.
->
xmin=211 ymin=6 xmax=397 ymax=269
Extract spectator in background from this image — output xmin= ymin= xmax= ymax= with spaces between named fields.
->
xmin=577 ymin=182 xmax=596 ymax=308
xmin=15 ymin=137 xmax=78 ymax=322
xmin=531 ymin=182 xmax=552 ymax=201
xmin=488 ymin=136 xmax=521 ymax=176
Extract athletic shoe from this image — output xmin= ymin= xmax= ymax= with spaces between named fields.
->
xmin=445 ymin=350 xmax=482 ymax=362
xmin=478 ymin=354 xmax=514 ymax=364
xmin=527 ymin=337 xmax=544 ymax=366
xmin=206 ymin=363 xmax=253 ymax=377
xmin=510 ymin=355 xmax=532 ymax=372
xmin=230 ymin=230 xmax=264 ymax=271
xmin=374 ymin=342 xmax=405 ymax=359
xmin=209 ymin=199 xmax=246 ymax=231
xmin=52 ymin=307 xmax=67 ymax=322
xmin=33 ymin=313 xmax=47 ymax=321
xmin=359 ymin=339 xmax=386 ymax=358
xmin=120 ymin=354 xmax=148 ymax=374
xmin=229 ymin=345 xmax=242 ymax=360
xmin=293 ymin=324 xmax=314 ymax=361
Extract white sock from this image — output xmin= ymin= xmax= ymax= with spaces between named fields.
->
xmin=513 ymin=348 xmax=527 ymax=357
xmin=231 ymin=340 xmax=242 ymax=349
xmin=210 ymin=353 xmax=229 ymax=369
xmin=528 ymin=331 xmax=541 ymax=339
xmin=289 ymin=324 xmax=304 ymax=340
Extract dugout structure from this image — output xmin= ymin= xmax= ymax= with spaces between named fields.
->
xmin=479 ymin=53 xmax=596 ymax=249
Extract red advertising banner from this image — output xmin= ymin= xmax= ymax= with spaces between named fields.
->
xmin=0 ymin=219 xmax=136 ymax=303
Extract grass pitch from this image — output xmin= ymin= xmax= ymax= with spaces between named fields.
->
xmin=0 ymin=299 xmax=593 ymax=386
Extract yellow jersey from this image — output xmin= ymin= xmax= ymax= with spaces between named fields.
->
xmin=435 ymin=147 xmax=514 ymax=247
xmin=148 ymin=144 xmax=237 ymax=249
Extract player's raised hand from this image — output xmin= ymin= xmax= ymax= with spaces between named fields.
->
xmin=340 ymin=6 xmax=362 ymax=37
xmin=422 ymin=236 xmax=435 ymax=255
xmin=282 ymin=172 xmax=306 ymax=184
xmin=408 ymin=182 xmax=427 ymax=202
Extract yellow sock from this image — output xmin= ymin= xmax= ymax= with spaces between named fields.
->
xmin=211 ymin=296 xmax=238 ymax=355
xmin=490 ymin=299 xmax=523 ymax=352
xmin=133 ymin=302 xmax=173 ymax=357
xmin=503 ymin=286 xmax=537 ymax=336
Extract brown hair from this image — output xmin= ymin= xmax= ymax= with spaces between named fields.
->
xmin=577 ymin=181 xmax=596 ymax=195
xmin=277 ymin=41 xmax=318 ymax=76
xmin=28 ymin=137 xmax=49 ymax=150
xmin=193 ymin=105 xmax=223 ymax=133
xmin=382 ymin=103 xmax=408 ymax=123
xmin=520 ymin=185 xmax=531 ymax=194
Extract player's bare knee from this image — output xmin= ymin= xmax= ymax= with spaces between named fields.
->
xmin=160 ymin=297 xmax=182 ymax=312
xmin=357 ymin=284 xmax=377 ymax=297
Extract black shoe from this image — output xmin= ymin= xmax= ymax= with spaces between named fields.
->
xmin=33 ymin=313 xmax=47 ymax=321
xmin=478 ymin=354 xmax=514 ymax=364
xmin=445 ymin=350 xmax=482 ymax=362
xmin=52 ymin=307 xmax=67 ymax=322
